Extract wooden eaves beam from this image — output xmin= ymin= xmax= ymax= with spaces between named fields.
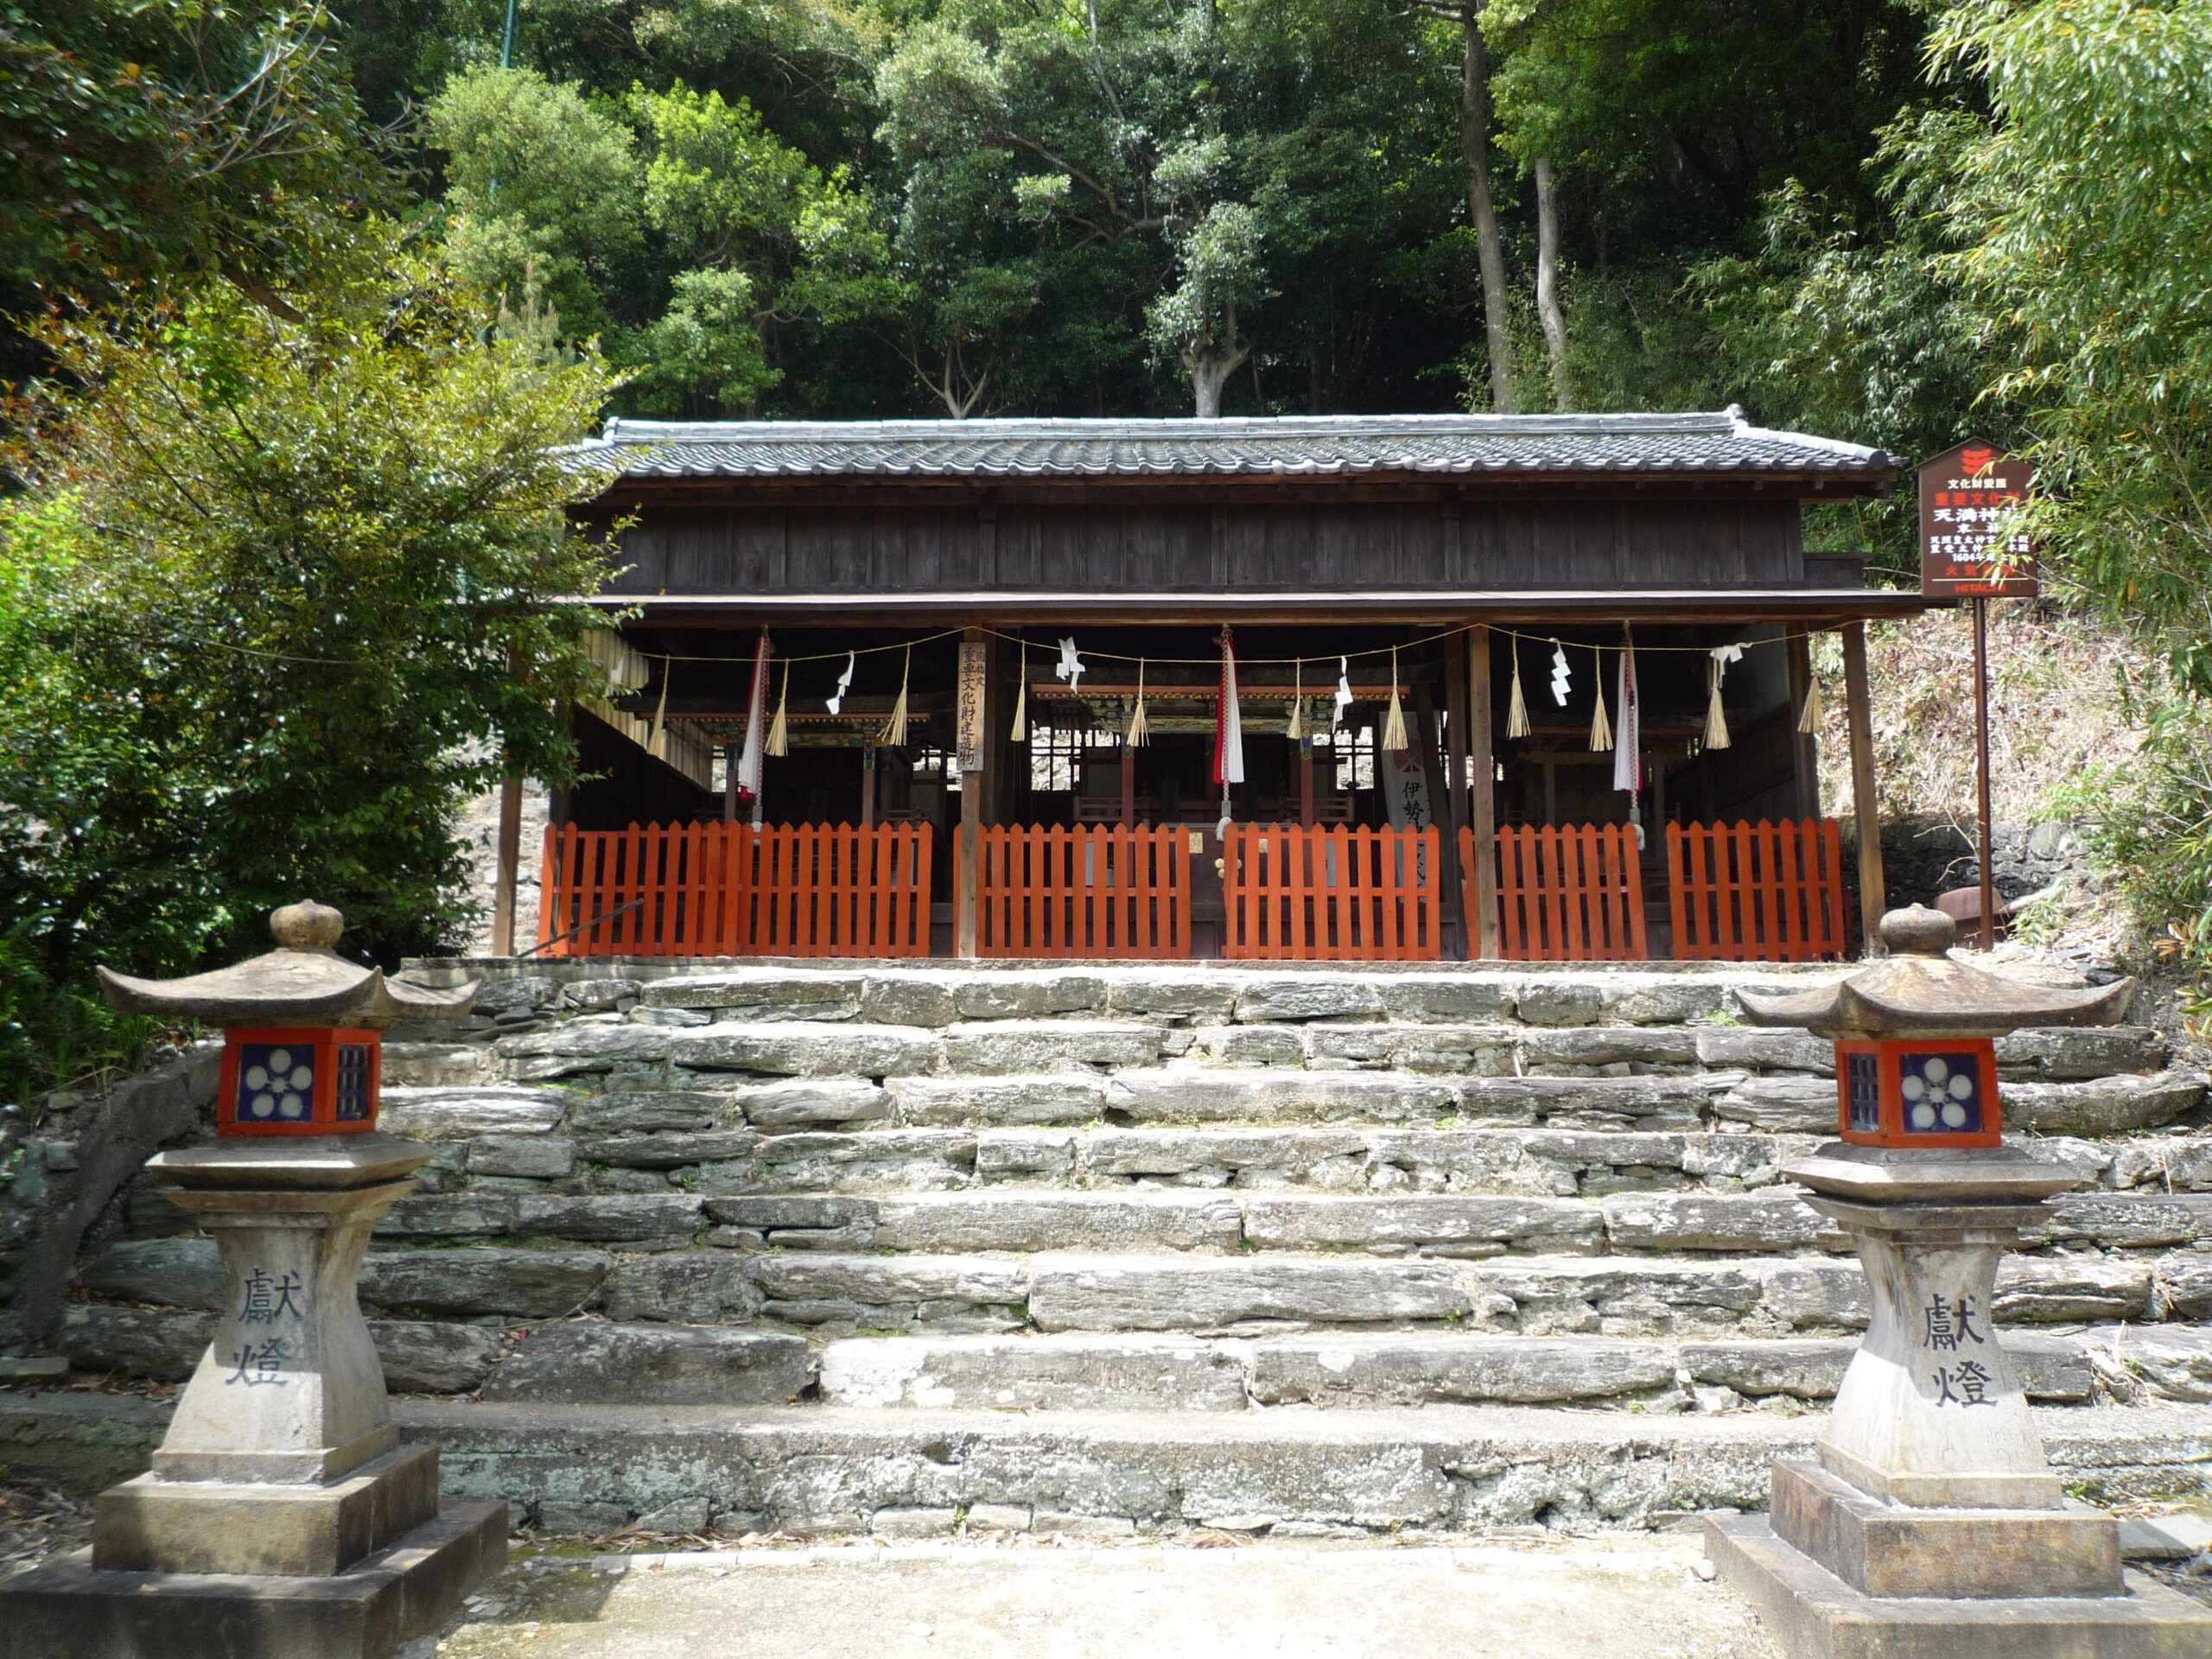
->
xmin=580 ymin=589 xmax=1932 ymax=631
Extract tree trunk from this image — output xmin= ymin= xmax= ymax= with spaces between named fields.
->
xmin=1191 ymin=346 xmax=1246 ymax=417
xmin=1534 ymin=155 xmax=1570 ymax=411
xmin=1187 ymin=302 xmax=1248 ymax=418
xmin=1458 ymin=4 xmax=1515 ymax=413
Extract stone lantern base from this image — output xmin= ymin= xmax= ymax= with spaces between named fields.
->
xmin=1707 ymin=1503 xmax=2212 ymax=1659
xmin=0 ymin=1135 xmax=506 ymax=1659
xmin=0 ymin=1497 xmax=505 ymax=1659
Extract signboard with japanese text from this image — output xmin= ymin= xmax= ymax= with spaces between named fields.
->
xmin=956 ymin=641 xmax=988 ymax=772
xmin=1918 ymin=439 xmax=2037 ymax=597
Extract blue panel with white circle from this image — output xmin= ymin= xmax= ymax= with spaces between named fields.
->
xmin=236 ymin=1044 xmax=315 ymax=1123
xmin=1897 ymin=1049 xmax=1982 ymax=1134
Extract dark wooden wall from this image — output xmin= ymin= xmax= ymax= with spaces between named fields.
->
xmin=561 ymin=708 xmax=713 ymax=830
xmin=608 ymin=499 xmax=1807 ymax=595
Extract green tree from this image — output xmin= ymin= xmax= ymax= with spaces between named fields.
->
xmin=629 ymin=264 xmax=776 ymax=412
xmin=2 ymin=0 xmax=385 ymax=352
xmin=424 ymin=64 xmax=645 ymax=335
xmin=1914 ymin=0 xmax=2212 ymax=681
xmin=0 ymin=241 xmax=622 ymax=1095
xmin=1904 ymin=0 xmax=2212 ymax=962
xmin=626 ymin=82 xmax=893 ymax=415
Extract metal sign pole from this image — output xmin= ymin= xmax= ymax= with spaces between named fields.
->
xmin=1974 ymin=596 xmax=1995 ymax=952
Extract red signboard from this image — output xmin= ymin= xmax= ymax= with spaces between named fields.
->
xmin=1918 ymin=439 xmax=2037 ymax=597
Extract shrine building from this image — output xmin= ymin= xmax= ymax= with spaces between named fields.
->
xmin=517 ymin=410 xmax=1918 ymax=964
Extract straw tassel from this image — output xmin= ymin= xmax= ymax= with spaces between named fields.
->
xmin=1287 ymin=660 xmax=1304 ymax=741
xmin=1703 ymin=658 xmax=1732 ymax=750
xmin=1382 ymin=648 xmax=1409 ymax=752
xmin=1506 ymin=640 xmax=1531 ymax=740
xmin=1010 ymin=642 xmax=1027 ymax=741
xmin=1127 ymin=658 xmax=1150 ymax=747
xmin=1797 ymin=675 xmax=1824 ymax=734
xmin=1588 ymin=649 xmax=1613 ymax=752
xmin=881 ymin=644 xmax=911 ymax=745
xmin=766 ymin=659 xmax=790 ymax=757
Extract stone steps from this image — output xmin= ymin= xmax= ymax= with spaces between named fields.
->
xmin=376 ymin=1065 xmax=2194 ymax=1159
xmin=816 ymin=1331 xmax=2104 ymax=1410
xmin=48 ymin=956 xmax=2212 ymax=1545
xmin=61 ymin=1240 xmax=2212 ymax=1372
xmin=469 ymin=1020 xmax=2174 ymax=1087
xmin=45 ymin=1297 xmax=2212 ymax=1409
xmin=11 ymin=1390 xmax=2212 ymax=1536
xmin=410 ymin=961 xmax=1847 ymax=1037
xmin=364 ymin=1086 xmax=2208 ymax=1202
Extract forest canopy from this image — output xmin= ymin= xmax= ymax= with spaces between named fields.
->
xmin=5 ymin=0 xmax=2212 ymax=1096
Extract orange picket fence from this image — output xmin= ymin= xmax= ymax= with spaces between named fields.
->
xmin=1473 ymin=823 xmax=1648 ymax=961
xmin=1666 ymin=817 xmax=1846 ymax=963
xmin=535 ymin=822 xmax=933 ymax=958
xmin=971 ymin=824 xmax=1191 ymax=958
xmin=1221 ymin=825 xmax=1443 ymax=961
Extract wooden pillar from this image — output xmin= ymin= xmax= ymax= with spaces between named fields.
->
xmin=1299 ymin=743 xmax=1315 ymax=826
xmin=861 ymin=741 xmax=877 ymax=828
xmin=491 ymin=774 xmax=524 ymax=957
xmin=1444 ymin=632 xmax=1472 ymax=832
xmin=1120 ymin=746 xmax=1135 ymax=828
xmin=1413 ymin=681 xmax=1461 ymax=939
xmin=957 ymin=626 xmax=985 ymax=958
xmin=985 ymin=634 xmax=1015 ymax=827
xmin=1787 ymin=632 xmax=1821 ymax=822
xmin=1841 ymin=620 xmax=1887 ymax=953
xmin=1467 ymin=624 xmax=1499 ymax=958
xmin=722 ymin=743 xmax=739 ymax=824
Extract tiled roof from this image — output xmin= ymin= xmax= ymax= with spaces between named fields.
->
xmin=581 ymin=409 xmax=1891 ymax=480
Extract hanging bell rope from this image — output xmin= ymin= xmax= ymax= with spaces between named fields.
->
xmin=1506 ymin=639 xmax=1531 ymax=740
xmin=1287 ymin=658 xmax=1303 ymax=741
xmin=1797 ymin=676 xmax=1825 ymax=734
xmin=881 ymin=644 xmax=911 ymax=745
xmin=766 ymin=658 xmax=790 ymax=758
xmin=1588 ymin=646 xmax=1614 ymax=752
xmin=1703 ymin=643 xmax=1743 ymax=752
xmin=1010 ymin=642 xmax=1028 ymax=741
xmin=1381 ymin=647 xmax=1409 ymax=752
xmin=1127 ymin=658 xmax=1150 ymax=747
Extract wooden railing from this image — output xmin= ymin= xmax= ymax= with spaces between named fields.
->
xmin=1666 ymin=817 xmax=1847 ymax=962
xmin=1473 ymin=823 xmax=1648 ymax=961
xmin=535 ymin=822 xmax=932 ymax=958
xmin=971 ymin=824 xmax=1191 ymax=958
xmin=1221 ymin=825 xmax=1442 ymax=961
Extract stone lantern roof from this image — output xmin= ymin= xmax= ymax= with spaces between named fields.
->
xmin=1733 ymin=905 xmax=2133 ymax=1041
xmin=96 ymin=900 xmax=479 ymax=1029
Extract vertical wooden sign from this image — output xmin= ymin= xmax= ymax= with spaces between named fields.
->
xmin=957 ymin=641 xmax=989 ymax=773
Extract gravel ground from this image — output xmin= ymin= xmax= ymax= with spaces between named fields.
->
xmin=410 ymin=1535 xmax=1783 ymax=1659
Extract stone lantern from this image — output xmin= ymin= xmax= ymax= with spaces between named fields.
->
xmin=0 ymin=903 xmax=508 ymax=1658
xmin=1709 ymin=906 xmax=2212 ymax=1654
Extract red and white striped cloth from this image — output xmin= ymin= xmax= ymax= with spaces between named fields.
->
xmin=1212 ymin=627 xmax=1245 ymax=788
